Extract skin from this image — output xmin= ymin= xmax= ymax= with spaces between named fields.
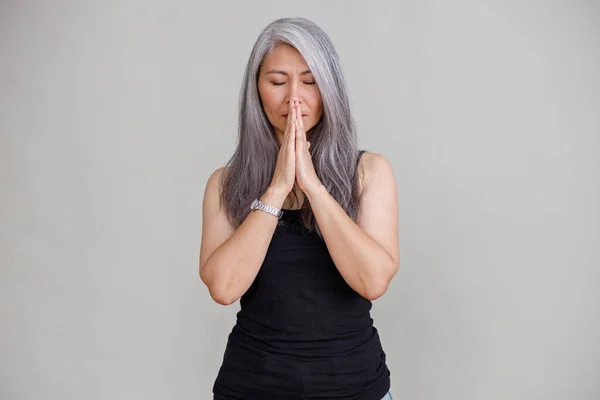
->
xmin=257 ymin=44 xmax=324 ymax=207
xmin=198 ymin=44 xmax=399 ymax=304
xmin=257 ymin=44 xmax=323 ymax=146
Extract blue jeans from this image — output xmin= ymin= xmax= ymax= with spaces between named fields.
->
xmin=382 ymin=391 xmax=393 ymax=400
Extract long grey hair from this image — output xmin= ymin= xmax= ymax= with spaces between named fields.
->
xmin=220 ymin=17 xmax=363 ymax=238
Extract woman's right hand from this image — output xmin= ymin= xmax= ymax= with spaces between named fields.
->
xmin=269 ymin=100 xmax=298 ymax=196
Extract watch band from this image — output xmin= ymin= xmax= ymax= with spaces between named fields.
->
xmin=250 ymin=198 xmax=284 ymax=219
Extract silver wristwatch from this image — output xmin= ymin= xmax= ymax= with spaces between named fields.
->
xmin=250 ymin=198 xmax=284 ymax=219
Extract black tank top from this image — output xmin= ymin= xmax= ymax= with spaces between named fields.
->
xmin=213 ymin=151 xmax=391 ymax=400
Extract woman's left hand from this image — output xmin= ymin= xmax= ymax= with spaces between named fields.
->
xmin=293 ymin=100 xmax=321 ymax=195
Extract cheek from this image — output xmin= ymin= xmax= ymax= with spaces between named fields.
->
xmin=258 ymin=84 xmax=275 ymax=109
xmin=311 ymin=92 xmax=323 ymax=115
xmin=260 ymin=91 xmax=273 ymax=108
xmin=311 ymin=99 xmax=324 ymax=122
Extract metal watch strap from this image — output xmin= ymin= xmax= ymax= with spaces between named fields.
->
xmin=250 ymin=198 xmax=284 ymax=219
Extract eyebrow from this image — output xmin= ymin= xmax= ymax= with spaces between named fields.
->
xmin=264 ymin=69 xmax=313 ymax=76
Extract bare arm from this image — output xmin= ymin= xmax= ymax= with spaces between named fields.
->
xmin=199 ymin=168 xmax=287 ymax=305
xmin=305 ymin=152 xmax=400 ymax=300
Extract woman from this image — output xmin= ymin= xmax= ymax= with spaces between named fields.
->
xmin=199 ymin=17 xmax=399 ymax=400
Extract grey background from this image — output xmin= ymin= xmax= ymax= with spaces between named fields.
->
xmin=1 ymin=0 xmax=599 ymax=399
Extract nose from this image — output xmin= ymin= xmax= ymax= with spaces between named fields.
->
xmin=285 ymin=81 xmax=302 ymax=104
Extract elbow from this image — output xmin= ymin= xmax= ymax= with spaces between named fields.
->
xmin=210 ymin=290 xmax=238 ymax=306
xmin=201 ymin=273 xmax=239 ymax=306
xmin=363 ymin=262 xmax=399 ymax=301
xmin=207 ymin=278 xmax=240 ymax=305
xmin=205 ymin=280 xmax=239 ymax=305
xmin=200 ymin=262 xmax=241 ymax=306
xmin=363 ymin=283 xmax=388 ymax=301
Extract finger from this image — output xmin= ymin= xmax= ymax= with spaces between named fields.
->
xmin=295 ymin=117 xmax=305 ymax=145
xmin=284 ymin=101 xmax=294 ymax=139
xmin=289 ymin=103 xmax=296 ymax=148
xmin=296 ymin=102 xmax=305 ymax=133
xmin=295 ymin=102 xmax=306 ymax=143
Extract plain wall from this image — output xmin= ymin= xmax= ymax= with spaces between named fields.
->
xmin=1 ymin=0 xmax=599 ymax=399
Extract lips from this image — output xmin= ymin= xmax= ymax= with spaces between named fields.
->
xmin=283 ymin=114 xmax=307 ymax=117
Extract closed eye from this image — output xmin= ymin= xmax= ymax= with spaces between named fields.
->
xmin=271 ymin=81 xmax=316 ymax=86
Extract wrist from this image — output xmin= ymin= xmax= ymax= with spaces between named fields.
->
xmin=262 ymin=186 xmax=287 ymax=208
xmin=304 ymin=182 xmax=326 ymax=201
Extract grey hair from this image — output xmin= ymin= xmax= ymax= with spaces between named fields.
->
xmin=220 ymin=17 xmax=363 ymax=238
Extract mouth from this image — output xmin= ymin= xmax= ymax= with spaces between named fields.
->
xmin=283 ymin=114 xmax=307 ymax=117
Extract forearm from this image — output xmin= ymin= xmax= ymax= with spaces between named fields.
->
xmin=306 ymin=184 xmax=397 ymax=300
xmin=201 ymin=187 xmax=286 ymax=305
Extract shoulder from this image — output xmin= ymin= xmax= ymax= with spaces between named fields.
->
xmin=207 ymin=166 xmax=225 ymax=183
xmin=357 ymin=151 xmax=395 ymax=195
xmin=201 ymin=166 xmax=236 ymax=244
xmin=203 ymin=166 xmax=229 ymax=214
xmin=205 ymin=166 xmax=228 ymax=193
xmin=209 ymin=166 xmax=228 ymax=182
xmin=355 ymin=151 xmax=400 ymax=269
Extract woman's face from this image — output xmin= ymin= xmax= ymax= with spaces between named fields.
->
xmin=257 ymin=44 xmax=323 ymax=144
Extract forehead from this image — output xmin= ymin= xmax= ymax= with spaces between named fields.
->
xmin=260 ymin=44 xmax=310 ymax=71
